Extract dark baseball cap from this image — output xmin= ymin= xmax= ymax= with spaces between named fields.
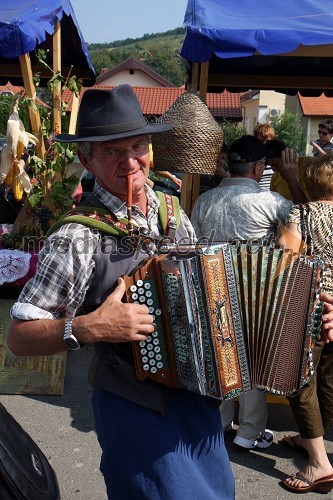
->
xmin=228 ymin=135 xmax=275 ymax=163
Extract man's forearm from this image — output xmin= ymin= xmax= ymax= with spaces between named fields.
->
xmin=8 ymin=318 xmax=69 ymax=356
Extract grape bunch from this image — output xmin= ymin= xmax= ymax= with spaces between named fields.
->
xmin=36 ymin=207 xmax=53 ymax=234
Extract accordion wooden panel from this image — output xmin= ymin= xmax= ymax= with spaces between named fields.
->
xmin=123 ymin=243 xmax=324 ymax=400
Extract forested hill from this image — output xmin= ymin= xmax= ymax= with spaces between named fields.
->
xmin=87 ymin=27 xmax=186 ymax=87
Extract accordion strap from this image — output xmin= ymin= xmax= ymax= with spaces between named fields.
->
xmin=47 ymin=192 xmax=181 ymax=239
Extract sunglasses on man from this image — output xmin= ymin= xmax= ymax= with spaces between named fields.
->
xmin=318 ymin=130 xmax=329 ymax=136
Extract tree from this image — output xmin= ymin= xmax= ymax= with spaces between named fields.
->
xmin=219 ymin=118 xmax=247 ymax=148
xmin=270 ymin=111 xmax=306 ymax=155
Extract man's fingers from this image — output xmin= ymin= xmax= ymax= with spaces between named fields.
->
xmin=105 ymin=277 xmax=126 ymax=303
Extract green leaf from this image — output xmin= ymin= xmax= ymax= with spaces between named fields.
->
xmin=47 ymin=71 xmax=63 ymax=92
xmin=28 ymin=193 xmax=42 ymax=208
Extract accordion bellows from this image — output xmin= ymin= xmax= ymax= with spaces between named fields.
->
xmin=151 ymin=92 xmax=224 ymax=175
xmin=124 ymin=244 xmax=324 ymax=400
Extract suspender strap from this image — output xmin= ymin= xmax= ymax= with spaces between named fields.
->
xmin=46 ymin=206 xmax=133 ymax=238
xmin=155 ymin=191 xmax=181 ymax=238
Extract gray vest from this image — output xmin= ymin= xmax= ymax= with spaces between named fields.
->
xmin=81 ymin=193 xmax=189 ymax=413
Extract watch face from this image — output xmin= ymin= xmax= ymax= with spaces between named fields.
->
xmin=65 ymin=335 xmax=80 ymax=350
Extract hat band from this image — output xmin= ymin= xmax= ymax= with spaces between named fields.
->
xmin=78 ymin=118 xmax=148 ymax=137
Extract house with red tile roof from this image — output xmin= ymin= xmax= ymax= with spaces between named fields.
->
xmin=286 ymin=93 xmax=333 ymax=154
xmin=241 ymin=90 xmax=286 ymax=133
xmin=62 ymin=85 xmax=242 ymax=124
xmin=96 ymin=58 xmax=176 ymax=88
xmin=62 ymin=58 xmax=242 ymax=125
xmin=0 ymin=81 xmax=49 ymax=108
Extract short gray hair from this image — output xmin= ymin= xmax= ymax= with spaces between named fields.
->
xmin=227 ymin=152 xmax=257 ymax=175
xmin=77 ymin=142 xmax=92 ymax=159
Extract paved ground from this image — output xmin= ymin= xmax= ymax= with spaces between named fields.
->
xmin=0 ymin=345 xmax=332 ymax=500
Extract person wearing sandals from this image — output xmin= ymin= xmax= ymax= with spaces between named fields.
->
xmin=277 ymin=154 xmax=333 ymax=494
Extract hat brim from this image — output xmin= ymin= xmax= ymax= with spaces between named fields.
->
xmin=54 ymin=123 xmax=172 ymax=143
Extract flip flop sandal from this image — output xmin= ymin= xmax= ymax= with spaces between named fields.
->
xmin=279 ymin=434 xmax=308 ymax=455
xmin=281 ymin=472 xmax=333 ymax=494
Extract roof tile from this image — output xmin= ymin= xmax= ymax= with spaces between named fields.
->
xmin=298 ymin=93 xmax=333 ymax=116
xmin=62 ymin=86 xmax=242 ymax=120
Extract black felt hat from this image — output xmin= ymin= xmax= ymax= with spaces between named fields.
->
xmin=55 ymin=84 xmax=172 ymax=143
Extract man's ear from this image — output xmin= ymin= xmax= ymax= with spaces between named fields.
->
xmin=77 ymin=149 xmax=93 ymax=173
xmin=253 ymin=161 xmax=263 ymax=177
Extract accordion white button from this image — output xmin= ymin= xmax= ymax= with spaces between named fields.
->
xmin=132 ymin=293 xmax=138 ymax=300
xmin=130 ymin=285 xmax=137 ymax=292
xmin=147 ymin=299 xmax=154 ymax=305
xmin=144 ymin=282 xmax=151 ymax=289
xmin=155 ymin=309 xmax=162 ymax=316
xmin=136 ymin=280 xmax=143 ymax=286
xmin=143 ymin=364 xmax=149 ymax=371
xmin=139 ymin=296 xmax=146 ymax=303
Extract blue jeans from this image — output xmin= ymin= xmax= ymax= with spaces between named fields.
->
xmin=92 ymin=388 xmax=235 ymax=500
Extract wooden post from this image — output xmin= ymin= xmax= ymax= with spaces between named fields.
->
xmin=19 ymin=54 xmax=45 ymax=159
xmin=68 ymin=94 xmax=79 ymax=134
xmin=181 ymin=61 xmax=210 ymax=216
xmin=53 ymin=18 xmax=61 ymax=134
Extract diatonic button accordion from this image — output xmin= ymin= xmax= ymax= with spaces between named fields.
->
xmin=123 ymin=243 xmax=324 ymax=400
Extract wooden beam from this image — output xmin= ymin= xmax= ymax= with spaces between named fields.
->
xmin=180 ymin=174 xmax=201 ymax=217
xmin=207 ymin=73 xmax=333 ymax=89
xmin=187 ymin=62 xmax=199 ymax=92
xmin=68 ymin=93 xmax=79 ymax=134
xmin=53 ymin=18 xmax=62 ymax=134
xmin=199 ymin=61 xmax=209 ymax=100
xmin=19 ymin=53 xmax=45 ymax=159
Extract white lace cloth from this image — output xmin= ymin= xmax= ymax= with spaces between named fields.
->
xmin=0 ymin=249 xmax=32 ymax=285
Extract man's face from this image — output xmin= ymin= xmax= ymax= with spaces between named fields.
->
xmin=82 ymin=135 xmax=150 ymax=200
xmin=318 ymin=127 xmax=333 ymax=143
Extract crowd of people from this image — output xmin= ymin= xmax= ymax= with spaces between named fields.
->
xmin=6 ymin=85 xmax=333 ymax=498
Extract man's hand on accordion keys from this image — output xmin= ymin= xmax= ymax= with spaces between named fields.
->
xmin=319 ymin=291 xmax=333 ymax=343
xmin=85 ymin=277 xmax=155 ymax=343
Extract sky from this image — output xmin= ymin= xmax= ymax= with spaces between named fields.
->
xmin=70 ymin=0 xmax=189 ymax=44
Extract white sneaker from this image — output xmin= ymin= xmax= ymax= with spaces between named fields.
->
xmin=233 ymin=429 xmax=274 ymax=449
xmin=233 ymin=435 xmax=257 ymax=449
xmin=256 ymin=429 xmax=274 ymax=449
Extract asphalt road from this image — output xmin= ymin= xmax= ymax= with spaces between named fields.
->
xmin=0 ymin=345 xmax=332 ymax=500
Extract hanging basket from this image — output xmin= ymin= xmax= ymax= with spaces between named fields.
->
xmin=152 ymin=92 xmax=224 ymax=175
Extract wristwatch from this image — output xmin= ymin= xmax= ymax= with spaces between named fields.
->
xmin=63 ymin=318 xmax=81 ymax=351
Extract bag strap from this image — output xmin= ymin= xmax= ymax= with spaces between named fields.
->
xmin=299 ymin=203 xmax=312 ymax=255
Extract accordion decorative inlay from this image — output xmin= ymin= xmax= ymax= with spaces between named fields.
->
xmin=123 ymin=243 xmax=324 ymax=400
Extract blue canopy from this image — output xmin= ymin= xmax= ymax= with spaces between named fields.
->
xmin=181 ymin=0 xmax=333 ymax=96
xmin=0 ymin=0 xmax=95 ymax=86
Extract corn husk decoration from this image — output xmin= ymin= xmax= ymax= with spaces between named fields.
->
xmin=0 ymin=91 xmax=38 ymax=200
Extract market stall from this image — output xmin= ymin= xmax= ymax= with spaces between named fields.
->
xmin=179 ymin=0 xmax=333 ymax=212
xmin=0 ymin=0 xmax=95 ymax=395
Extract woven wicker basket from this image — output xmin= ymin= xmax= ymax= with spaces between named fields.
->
xmin=151 ymin=92 xmax=224 ymax=175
